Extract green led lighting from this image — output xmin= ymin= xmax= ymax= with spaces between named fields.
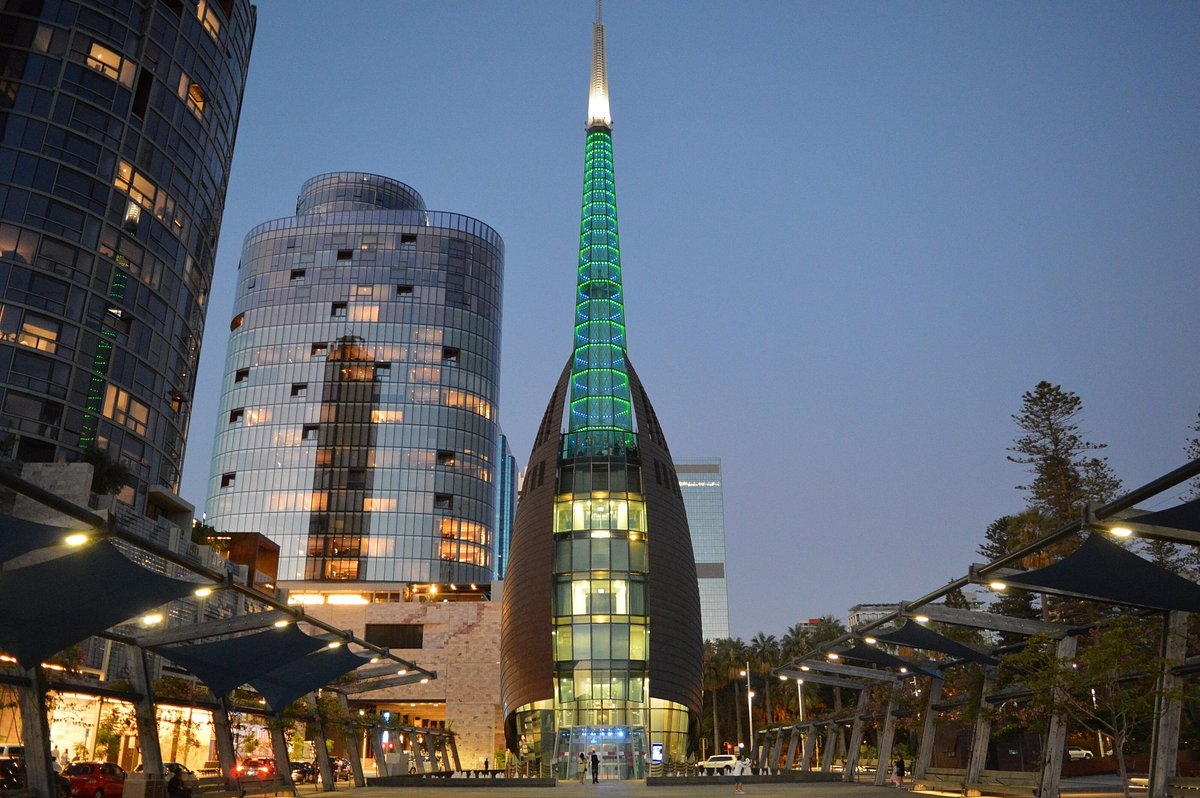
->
xmin=568 ymin=128 xmax=632 ymax=435
xmin=79 ymin=266 xmax=129 ymax=448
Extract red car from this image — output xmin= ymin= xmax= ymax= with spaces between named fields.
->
xmin=64 ymin=762 xmax=126 ymax=798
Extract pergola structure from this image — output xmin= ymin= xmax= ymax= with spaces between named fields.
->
xmin=0 ymin=469 xmax=444 ymax=798
xmin=769 ymin=458 xmax=1200 ymax=798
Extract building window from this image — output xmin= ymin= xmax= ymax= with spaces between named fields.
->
xmin=220 ymin=472 xmax=236 ymax=488
xmin=234 ymin=368 xmax=250 ymax=383
xmin=302 ymin=424 xmax=319 ymax=441
xmin=228 ymin=408 xmax=244 ymax=423
xmin=17 ymin=313 xmax=60 ymax=354
xmin=290 ymin=269 xmax=306 ymax=282
xmin=441 ymin=347 xmax=460 ymax=365
xmin=330 ymin=302 xmax=347 ymax=318
xmin=400 ymin=233 xmax=417 ymax=245
xmin=87 ymin=42 xmax=134 ymax=86
xmin=364 ymin=624 xmax=423 ymax=649
xmin=102 ymin=385 xmax=149 ymax=436
xmin=230 ymin=313 xmax=244 ymax=331
xmin=396 ymin=285 xmax=414 ymax=296
xmin=434 ymin=494 xmax=453 ymax=510
xmin=336 ymin=249 xmax=353 ymax=261
xmin=178 ymin=73 xmax=206 ymax=118
xmin=437 ymin=450 xmax=456 ymax=467
xmin=196 ymin=0 xmax=221 ymax=38
xmin=290 ymin=383 xmax=308 ymax=397
xmin=311 ymin=342 xmax=327 ymax=356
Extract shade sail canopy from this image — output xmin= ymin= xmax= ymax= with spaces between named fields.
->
xmin=0 ymin=541 xmax=196 ymax=667
xmin=0 ymin=513 xmax=85 ymax=563
xmin=250 ymin=646 xmax=371 ymax=711
xmin=1003 ymin=532 xmax=1200 ymax=612
xmin=1122 ymin=499 xmax=1200 ymax=534
xmin=873 ymin=620 xmax=998 ymax=665
xmin=155 ymin=624 xmax=327 ymax=697
xmin=837 ymin=642 xmax=936 ymax=676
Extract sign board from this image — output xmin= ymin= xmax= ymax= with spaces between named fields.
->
xmin=651 ymin=743 xmax=664 ymax=763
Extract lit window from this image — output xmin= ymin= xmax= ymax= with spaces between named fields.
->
xmin=196 ymin=0 xmax=221 ymax=38
xmin=17 ymin=314 xmax=60 ymax=353
xmin=437 ymin=450 xmax=456 ymax=467
xmin=87 ymin=42 xmax=134 ymax=86
xmin=229 ymin=313 xmax=244 ymax=331
xmin=178 ymin=73 xmax=206 ymax=117
xmin=102 ymin=384 xmax=149 ymax=436
xmin=370 ymin=409 xmax=403 ymax=424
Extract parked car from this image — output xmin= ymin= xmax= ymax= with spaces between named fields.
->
xmin=0 ymin=754 xmax=71 ymax=798
xmin=233 ymin=759 xmax=275 ymax=779
xmin=134 ymin=763 xmax=199 ymax=789
xmin=64 ymin=762 xmax=126 ymax=798
xmin=1067 ymin=747 xmax=1093 ymax=760
xmin=699 ymin=754 xmax=736 ymax=774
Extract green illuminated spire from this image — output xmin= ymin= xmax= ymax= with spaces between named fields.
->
xmin=569 ymin=2 xmax=632 ymax=438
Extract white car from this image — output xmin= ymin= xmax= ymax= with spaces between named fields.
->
xmin=700 ymin=754 xmax=736 ymax=773
xmin=1067 ymin=747 xmax=1093 ymax=760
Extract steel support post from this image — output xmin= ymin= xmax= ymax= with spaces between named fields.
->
xmin=820 ymin=724 xmax=838 ymax=772
xmin=965 ymin=669 xmax=996 ymax=785
xmin=127 ymin=646 xmax=165 ymax=781
xmin=370 ymin=727 xmax=390 ymax=777
xmin=447 ymin=734 xmax=462 ymax=771
xmin=1149 ymin=611 xmax=1188 ymax=798
xmin=912 ymin=675 xmax=943 ymax=780
xmin=269 ymin=718 xmax=295 ymax=791
xmin=18 ymin=665 xmax=53 ymax=798
xmin=308 ymin=694 xmax=335 ymax=791
xmin=844 ymin=688 xmax=870 ymax=782
xmin=800 ymin=726 xmax=816 ymax=772
xmin=333 ymin=695 xmax=364 ymax=786
xmin=873 ymin=685 xmax=899 ymax=787
xmin=784 ymin=727 xmax=800 ymax=770
xmin=212 ymin=698 xmax=238 ymax=786
xmin=1037 ymin=635 xmax=1078 ymax=798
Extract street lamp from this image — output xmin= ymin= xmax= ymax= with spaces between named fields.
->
xmin=739 ymin=663 xmax=754 ymax=753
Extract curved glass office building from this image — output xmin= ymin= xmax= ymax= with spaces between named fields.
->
xmin=0 ymin=0 xmax=255 ymax=512
xmin=206 ymin=173 xmax=503 ymax=586
xmin=499 ymin=10 xmax=702 ymax=778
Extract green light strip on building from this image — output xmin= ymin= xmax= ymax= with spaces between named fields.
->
xmin=79 ymin=264 xmax=129 ymax=449
xmin=569 ymin=128 xmax=632 ymax=434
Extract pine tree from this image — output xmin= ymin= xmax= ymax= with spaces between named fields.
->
xmin=1186 ymin=410 xmax=1200 ymax=501
xmin=1008 ymin=381 xmax=1121 ymax=528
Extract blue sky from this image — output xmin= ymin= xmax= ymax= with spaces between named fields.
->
xmin=180 ymin=1 xmax=1200 ymax=639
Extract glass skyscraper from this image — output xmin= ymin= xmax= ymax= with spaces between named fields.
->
xmin=0 ymin=0 xmax=254 ymax=513
xmin=499 ymin=9 xmax=702 ymax=777
xmin=676 ymin=459 xmax=731 ymax=641
xmin=494 ymin=431 xmax=518 ymax=580
xmin=205 ymin=173 xmax=504 ymax=587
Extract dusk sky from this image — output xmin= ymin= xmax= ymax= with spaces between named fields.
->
xmin=180 ymin=1 xmax=1200 ymax=640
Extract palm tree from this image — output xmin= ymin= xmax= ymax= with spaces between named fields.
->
xmin=714 ymin=637 xmax=748 ymax=747
xmin=749 ymin=633 xmax=780 ymax=724
xmin=701 ymin=640 xmax=727 ymax=757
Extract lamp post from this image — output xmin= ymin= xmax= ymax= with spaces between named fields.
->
xmin=739 ymin=663 xmax=754 ymax=754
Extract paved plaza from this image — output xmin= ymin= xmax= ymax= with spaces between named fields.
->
xmin=286 ymin=774 xmax=1137 ymax=798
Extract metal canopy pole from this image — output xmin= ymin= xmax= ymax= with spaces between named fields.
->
xmin=912 ymin=674 xmax=943 ymax=780
xmin=873 ymin=686 xmax=899 ymax=787
xmin=965 ymin=669 xmax=996 ymax=785
xmin=18 ymin=665 xmax=54 ymax=798
xmin=1037 ymin=635 xmax=1078 ymax=798
xmin=1148 ymin=611 xmax=1188 ymax=798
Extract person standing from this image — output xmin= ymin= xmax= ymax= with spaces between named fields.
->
xmin=732 ymin=753 xmax=749 ymax=794
xmin=578 ymin=752 xmax=587 ymax=783
xmin=890 ymin=755 xmax=906 ymax=788
xmin=590 ymin=749 xmax=600 ymax=784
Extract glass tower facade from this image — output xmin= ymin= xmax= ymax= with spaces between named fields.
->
xmin=205 ymin=173 xmax=504 ymax=586
xmin=676 ymin=459 xmax=731 ymax=641
xmin=494 ymin=431 xmax=517 ymax=580
xmin=500 ymin=10 xmax=702 ymax=779
xmin=0 ymin=0 xmax=255 ymax=513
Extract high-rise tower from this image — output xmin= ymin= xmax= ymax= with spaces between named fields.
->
xmin=500 ymin=6 xmax=703 ymax=776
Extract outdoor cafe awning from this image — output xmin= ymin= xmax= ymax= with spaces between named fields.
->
xmin=250 ymin=645 xmax=372 ymax=711
xmin=873 ymin=619 xmax=998 ymax=665
xmin=154 ymin=624 xmax=328 ymax=698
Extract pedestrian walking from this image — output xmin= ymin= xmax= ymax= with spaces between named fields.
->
xmin=578 ymin=752 xmax=587 ymax=783
xmin=590 ymin=749 xmax=600 ymax=784
xmin=890 ymin=755 xmax=906 ymax=788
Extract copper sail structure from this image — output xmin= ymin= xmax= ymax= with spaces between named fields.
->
xmin=500 ymin=3 xmax=703 ymax=777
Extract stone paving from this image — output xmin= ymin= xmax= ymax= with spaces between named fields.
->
xmin=289 ymin=774 xmax=1137 ymax=798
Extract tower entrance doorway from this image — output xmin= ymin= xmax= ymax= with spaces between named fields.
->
xmin=556 ymin=726 xmax=647 ymax=781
